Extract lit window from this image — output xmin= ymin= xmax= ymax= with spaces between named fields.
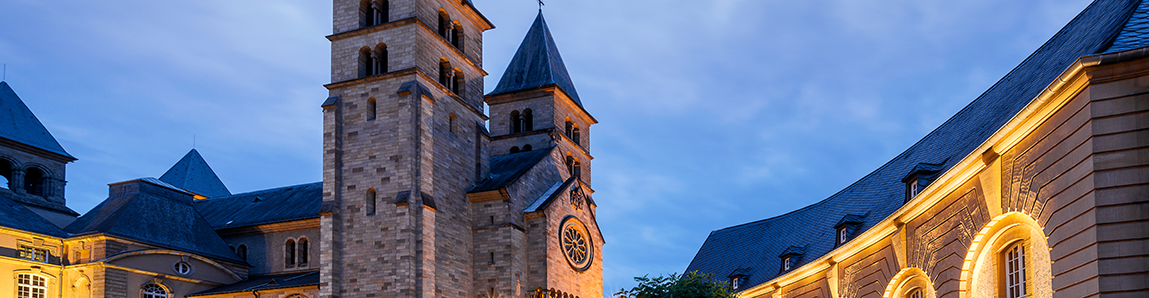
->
xmin=19 ymin=246 xmax=48 ymax=262
xmin=141 ymin=284 xmax=167 ymax=298
xmin=909 ymin=179 xmax=920 ymax=197
xmin=17 ymin=274 xmax=46 ymax=298
xmin=907 ymin=288 xmax=923 ymax=298
xmin=783 ymin=257 xmax=791 ymax=271
xmin=838 ymin=227 xmax=848 ymax=244
xmin=731 ymin=277 xmax=740 ymax=290
xmin=1005 ymin=242 xmax=1027 ymax=298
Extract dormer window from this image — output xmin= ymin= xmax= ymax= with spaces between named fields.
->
xmin=777 ymin=246 xmax=805 ymax=273
xmin=834 ymin=213 xmax=866 ymax=247
xmin=902 ymin=162 xmax=942 ymax=202
xmin=727 ymin=267 xmax=752 ymax=291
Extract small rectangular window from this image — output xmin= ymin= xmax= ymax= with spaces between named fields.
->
xmin=783 ymin=257 xmax=791 ymax=270
xmin=19 ymin=246 xmax=48 ymax=262
xmin=839 ymin=228 xmax=848 ymax=244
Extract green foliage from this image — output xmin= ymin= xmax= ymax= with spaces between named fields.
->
xmin=614 ymin=271 xmax=736 ymax=298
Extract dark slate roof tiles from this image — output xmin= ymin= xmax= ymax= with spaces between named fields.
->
xmin=189 ymin=271 xmax=318 ymax=296
xmin=193 ymin=182 xmax=322 ymax=230
xmin=1103 ymin=0 xmax=1149 ymax=53
xmin=0 ymin=82 xmax=74 ymax=159
xmin=0 ymin=193 xmax=68 ymax=238
xmin=685 ymin=0 xmax=1145 ymax=290
xmin=160 ymin=149 xmax=231 ymax=197
xmin=488 ymin=11 xmax=583 ymax=107
xmin=65 ymin=178 xmax=245 ymax=264
xmin=470 ymin=147 xmax=553 ymax=192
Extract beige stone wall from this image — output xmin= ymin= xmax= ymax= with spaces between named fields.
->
xmin=738 ymin=52 xmax=1149 ymax=298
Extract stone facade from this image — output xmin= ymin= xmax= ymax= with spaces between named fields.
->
xmin=731 ymin=45 xmax=1149 ymax=298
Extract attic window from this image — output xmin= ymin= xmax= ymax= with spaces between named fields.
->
xmin=19 ymin=246 xmax=48 ymax=262
xmin=777 ymin=246 xmax=805 ymax=273
xmin=838 ymin=227 xmax=848 ymax=244
xmin=833 ymin=213 xmax=866 ymax=247
xmin=731 ymin=276 xmax=741 ymax=290
xmin=783 ymin=257 xmax=791 ymax=270
xmin=902 ymin=162 xmax=942 ymax=202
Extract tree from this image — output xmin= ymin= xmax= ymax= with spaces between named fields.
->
xmin=615 ymin=271 xmax=736 ymax=298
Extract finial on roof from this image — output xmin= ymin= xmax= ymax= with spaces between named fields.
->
xmin=538 ymin=0 xmax=545 ymax=10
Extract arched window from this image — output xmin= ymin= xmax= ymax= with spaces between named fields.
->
xmin=366 ymin=188 xmax=377 ymax=215
xmin=452 ymin=22 xmax=464 ymax=50
xmin=1005 ymin=241 xmax=1026 ymax=298
xmin=523 ymin=109 xmax=533 ymax=131
xmin=298 ymin=238 xmax=309 ymax=266
xmin=565 ymin=155 xmax=574 ymax=175
xmin=438 ymin=11 xmax=452 ymax=42
xmin=374 ymin=44 xmax=388 ymax=74
xmin=438 ymin=60 xmax=455 ymax=91
xmin=285 ymin=239 xmax=296 ymax=267
xmin=358 ymin=47 xmax=373 ymax=78
xmin=522 ymin=144 xmax=532 ymax=151
xmin=510 ymin=110 xmax=521 ymax=134
xmin=449 ymin=113 xmax=458 ymax=134
xmin=0 ymin=159 xmax=12 ymax=189
xmin=141 ymin=284 xmax=166 ymax=298
xmin=236 ymin=244 xmax=247 ymax=261
xmin=573 ymin=158 xmax=581 ymax=178
xmin=906 ymin=288 xmax=923 ymax=298
xmin=366 ymin=97 xmax=377 ymax=121
xmin=510 ymin=146 xmax=520 ymax=154
xmin=565 ymin=120 xmax=573 ymax=137
xmin=572 ymin=125 xmax=581 ymax=146
xmin=360 ymin=0 xmax=387 ymax=28
xmin=24 ymin=167 xmax=45 ymax=196
xmin=17 ymin=273 xmax=46 ymax=298
xmin=452 ymin=69 xmax=464 ymax=95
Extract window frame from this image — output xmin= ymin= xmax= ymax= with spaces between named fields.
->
xmin=18 ymin=246 xmax=49 ymax=263
xmin=141 ymin=283 xmax=168 ymax=298
xmin=1003 ymin=241 xmax=1028 ymax=298
xmin=16 ymin=273 xmax=47 ymax=298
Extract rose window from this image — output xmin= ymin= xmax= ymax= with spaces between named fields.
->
xmin=560 ymin=216 xmax=592 ymax=271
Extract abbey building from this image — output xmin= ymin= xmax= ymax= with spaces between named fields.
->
xmin=687 ymin=0 xmax=1149 ymax=297
xmin=0 ymin=1 xmax=602 ymax=298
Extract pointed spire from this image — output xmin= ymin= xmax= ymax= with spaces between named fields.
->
xmin=159 ymin=149 xmax=231 ymax=197
xmin=489 ymin=11 xmax=583 ymax=107
xmin=0 ymin=82 xmax=75 ymax=160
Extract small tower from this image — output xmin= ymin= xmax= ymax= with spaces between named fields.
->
xmin=159 ymin=149 xmax=231 ymax=199
xmin=0 ymin=81 xmax=79 ymax=227
xmin=486 ymin=11 xmax=598 ymax=187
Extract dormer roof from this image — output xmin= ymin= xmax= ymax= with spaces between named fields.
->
xmin=488 ymin=11 xmax=583 ymax=108
xmin=160 ymin=149 xmax=231 ymax=197
xmin=0 ymin=82 xmax=74 ymax=160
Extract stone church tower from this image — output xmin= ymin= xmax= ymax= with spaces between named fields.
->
xmin=319 ymin=1 xmax=602 ymax=297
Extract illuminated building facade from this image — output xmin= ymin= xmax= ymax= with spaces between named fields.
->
xmin=687 ymin=0 xmax=1149 ymax=297
xmin=0 ymin=1 xmax=603 ymax=298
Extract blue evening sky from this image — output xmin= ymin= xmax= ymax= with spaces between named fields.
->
xmin=1 ymin=0 xmax=1092 ymax=295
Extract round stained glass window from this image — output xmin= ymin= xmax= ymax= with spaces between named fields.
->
xmin=560 ymin=216 xmax=592 ymax=271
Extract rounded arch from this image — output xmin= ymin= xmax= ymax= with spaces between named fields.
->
xmin=285 ymin=238 xmax=296 ymax=267
xmin=297 ymin=237 xmax=310 ymax=266
xmin=522 ymin=108 xmax=534 ymax=131
xmin=510 ymin=110 xmax=522 ymax=134
xmin=72 ymin=274 xmax=91 ymax=298
xmin=510 ymin=146 xmax=520 ymax=154
xmin=104 ymin=249 xmax=244 ymax=281
xmin=960 ymin=212 xmax=1051 ymax=298
xmin=140 ymin=282 xmax=169 ymax=298
xmin=522 ymin=144 xmax=532 ymax=151
xmin=883 ymin=267 xmax=936 ymax=298
xmin=0 ymin=156 xmax=16 ymax=189
xmin=23 ymin=166 xmax=47 ymax=196
xmin=373 ymin=43 xmax=388 ymax=74
xmin=366 ymin=97 xmax=377 ymax=121
xmin=358 ymin=46 xmax=374 ymax=78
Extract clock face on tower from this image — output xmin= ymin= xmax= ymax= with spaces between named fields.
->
xmin=560 ymin=216 xmax=592 ymax=271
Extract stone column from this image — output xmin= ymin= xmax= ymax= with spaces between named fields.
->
xmin=11 ymin=169 xmax=25 ymax=195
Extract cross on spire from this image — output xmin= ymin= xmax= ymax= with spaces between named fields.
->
xmin=538 ymin=0 xmax=545 ymax=9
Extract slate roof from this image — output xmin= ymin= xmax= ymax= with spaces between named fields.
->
xmin=193 ymin=182 xmax=322 ymax=230
xmin=0 ymin=193 xmax=68 ymax=238
xmin=160 ymin=149 xmax=231 ymax=197
xmin=65 ymin=178 xmax=245 ymax=264
xmin=685 ymin=0 xmax=1148 ymax=290
xmin=470 ymin=147 xmax=553 ymax=193
xmin=189 ymin=271 xmax=318 ymax=297
xmin=0 ymin=82 xmax=74 ymax=160
xmin=488 ymin=11 xmax=584 ymax=108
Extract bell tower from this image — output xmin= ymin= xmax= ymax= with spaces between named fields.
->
xmin=320 ymin=0 xmax=493 ymax=297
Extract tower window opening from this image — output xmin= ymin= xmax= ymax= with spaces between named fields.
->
xmin=565 ymin=120 xmax=573 ymax=138
xmin=438 ymin=61 xmax=456 ymax=91
xmin=573 ymin=126 xmax=581 ymax=146
xmin=367 ymin=97 xmax=377 ymax=121
xmin=358 ymin=47 xmax=373 ymax=78
xmin=523 ymin=109 xmax=533 ymax=131
xmin=510 ymin=146 xmax=520 ymax=154
xmin=0 ymin=159 xmax=12 ymax=189
xmin=452 ymin=22 xmax=465 ymax=50
xmin=366 ymin=188 xmax=377 ymax=215
xmin=237 ymin=244 xmax=247 ymax=261
xmin=24 ymin=167 xmax=45 ymax=197
xmin=453 ymin=69 xmax=464 ymax=95
xmin=565 ymin=155 xmax=580 ymax=178
xmin=360 ymin=0 xmax=388 ymax=28
xmin=522 ymin=144 xmax=532 ymax=151
xmin=374 ymin=44 xmax=388 ymax=75
xmin=449 ymin=113 xmax=458 ymax=134
xmin=285 ymin=239 xmax=296 ymax=267
xmin=510 ymin=110 xmax=522 ymax=134
xmin=438 ymin=11 xmax=453 ymax=43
